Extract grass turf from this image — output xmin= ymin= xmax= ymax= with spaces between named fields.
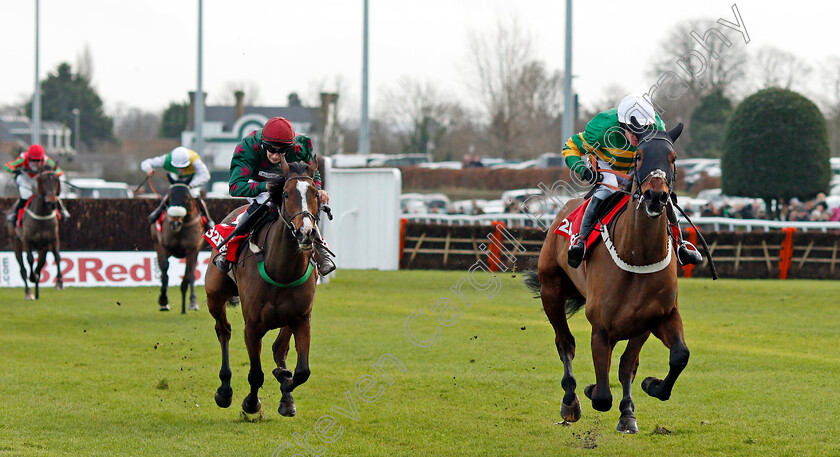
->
xmin=1 ymin=272 xmax=839 ymax=456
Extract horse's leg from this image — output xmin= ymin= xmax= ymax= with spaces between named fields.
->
xmin=642 ymin=308 xmax=690 ymax=401
xmin=271 ymin=327 xmax=295 ymax=416
xmin=584 ymin=326 xmax=615 ymax=412
xmin=30 ymin=248 xmax=46 ymax=300
xmin=14 ymin=243 xmax=31 ymax=300
xmin=180 ymin=254 xmax=197 ymax=314
xmin=157 ymin=254 xmax=169 ymax=310
xmin=241 ymin=324 xmax=265 ymax=414
xmin=52 ymin=243 xmax=63 ymax=291
xmin=208 ymin=290 xmax=233 ymax=408
xmin=540 ymin=269 xmax=580 ymax=422
xmin=616 ymin=332 xmax=651 ymax=434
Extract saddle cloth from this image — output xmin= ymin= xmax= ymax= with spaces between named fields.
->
xmin=202 ymin=207 xmax=248 ymax=262
xmin=16 ymin=196 xmax=61 ymax=228
xmin=554 ymin=195 xmax=631 ymax=254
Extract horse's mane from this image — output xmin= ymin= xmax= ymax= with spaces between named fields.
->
xmin=268 ymin=162 xmax=312 ymax=203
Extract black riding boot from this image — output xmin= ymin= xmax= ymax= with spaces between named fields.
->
xmin=147 ymin=195 xmax=169 ymax=225
xmin=313 ymin=236 xmax=336 ymax=276
xmin=567 ymin=196 xmax=604 ymax=269
xmin=667 ymin=202 xmax=702 ymax=265
xmin=215 ymin=202 xmax=270 ymax=273
xmin=197 ymin=197 xmax=215 ymax=231
xmin=7 ymin=198 xmax=26 ymax=224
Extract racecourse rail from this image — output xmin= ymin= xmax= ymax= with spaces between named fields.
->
xmin=403 ymin=213 xmax=840 ymax=232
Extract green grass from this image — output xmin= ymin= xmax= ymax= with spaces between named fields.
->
xmin=1 ymin=273 xmax=839 ymax=456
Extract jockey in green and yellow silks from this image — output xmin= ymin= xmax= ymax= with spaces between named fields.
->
xmin=562 ymin=95 xmax=702 ymax=268
xmin=141 ymin=147 xmax=214 ymax=230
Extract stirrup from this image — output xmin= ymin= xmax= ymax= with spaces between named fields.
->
xmin=678 ymin=241 xmax=702 ymax=265
xmin=215 ymin=256 xmax=232 ymax=274
xmin=567 ymin=240 xmax=586 ymax=269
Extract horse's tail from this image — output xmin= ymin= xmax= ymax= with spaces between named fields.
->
xmin=523 ymin=268 xmax=586 ymax=318
xmin=523 ymin=270 xmax=541 ymax=298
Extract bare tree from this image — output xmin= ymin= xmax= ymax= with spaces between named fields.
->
xmin=466 ymin=18 xmax=565 ymax=159
xmin=113 ymin=104 xmax=161 ymax=140
xmin=75 ymin=44 xmax=94 ymax=82
xmin=213 ymin=81 xmax=261 ymax=105
xmin=378 ymin=77 xmax=478 ymax=161
xmin=752 ymin=46 xmax=812 ymax=90
xmin=820 ymin=57 xmax=840 ymax=157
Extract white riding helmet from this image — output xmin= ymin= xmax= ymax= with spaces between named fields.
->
xmin=617 ymin=95 xmax=657 ymax=127
xmin=170 ymin=147 xmax=191 ymax=168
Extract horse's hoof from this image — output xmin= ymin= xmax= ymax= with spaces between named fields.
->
xmin=560 ymin=395 xmax=581 ymax=423
xmin=188 ymin=302 xmax=199 ymax=311
xmin=55 ymin=283 xmax=63 ymax=291
xmin=25 ymin=293 xmax=35 ymax=301
xmin=159 ymin=304 xmax=171 ymax=312
xmin=617 ymin=416 xmax=639 ymax=434
xmin=584 ymin=384 xmax=595 ymax=400
xmin=279 ymin=400 xmax=297 ymax=417
xmin=242 ymin=396 xmax=262 ymax=415
xmin=273 ymin=367 xmax=293 ymax=385
xmin=215 ymin=388 xmax=233 ymax=408
xmin=642 ymin=377 xmax=669 ymax=400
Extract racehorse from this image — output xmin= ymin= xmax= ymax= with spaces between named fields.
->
xmin=150 ymin=181 xmax=204 ymax=313
xmin=205 ymin=155 xmax=320 ymax=418
xmin=6 ymin=167 xmax=63 ymax=300
xmin=524 ymin=124 xmax=689 ymax=434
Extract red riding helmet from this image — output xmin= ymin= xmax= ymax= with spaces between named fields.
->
xmin=27 ymin=144 xmax=45 ymax=160
xmin=261 ymin=117 xmax=295 ymax=145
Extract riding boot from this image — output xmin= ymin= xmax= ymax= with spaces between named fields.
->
xmin=147 ymin=195 xmax=169 ymax=225
xmin=197 ymin=197 xmax=215 ymax=231
xmin=56 ymin=198 xmax=71 ymax=219
xmin=215 ymin=202 xmax=270 ymax=273
xmin=7 ymin=198 xmax=26 ymax=225
xmin=567 ymin=196 xmax=604 ymax=269
xmin=313 ymin=236 xmax=336 ymax=276
xmin=667 ymin=201 xmax=702 ymax=265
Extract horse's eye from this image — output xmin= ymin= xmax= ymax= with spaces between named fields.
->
xmin=283 ymin=191 xmax=289 ymax=199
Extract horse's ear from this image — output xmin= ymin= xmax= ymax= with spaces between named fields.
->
xmin=667 ymin=123 xmax=684 ymax=143
xmin=279 ymin=153 xmax=290 ymax=176
xmin=309 ymin=155 xmax=318 ymax=177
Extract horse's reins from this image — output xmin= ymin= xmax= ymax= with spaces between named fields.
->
xmin=278 ymin=176 xmax=320 ymax=234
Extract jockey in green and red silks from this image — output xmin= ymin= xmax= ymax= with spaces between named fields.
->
xmin=4 ymin=144 xmax=70 ymax=223
xmin=216 ymin=117 xmax=334 ymax=276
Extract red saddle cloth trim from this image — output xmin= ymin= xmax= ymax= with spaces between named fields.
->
xmin=554 ymin=195 xmax=631 ymax=252
xmin=202 ymin=208 xmax=248 ymax=262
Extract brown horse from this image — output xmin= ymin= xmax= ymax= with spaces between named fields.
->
xmin=524 ymin=124 xmax=689 ymax=434
xmin=150 ymin=182 xmax=204 ymax=313
xmin=6 ymin=168 xmax=63 ymax=300
xmin=205 ymin=156 xmax=320 ymax=417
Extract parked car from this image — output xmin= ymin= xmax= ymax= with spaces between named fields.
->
xmin=536 ymin=153 xmax=565 ymax=168
xmin=64 ymin=179 xmax=133 ymax=198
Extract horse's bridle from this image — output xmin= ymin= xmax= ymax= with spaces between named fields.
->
xmin=632 ymin=136 xmax=677 ymax=203
xmin=278 ymin=176 xmax=320 ymax=240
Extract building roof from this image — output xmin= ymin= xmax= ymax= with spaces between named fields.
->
xmin=205 ymin=105 xmax=317 ymax=131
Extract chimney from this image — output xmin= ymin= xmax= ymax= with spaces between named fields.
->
xmin=234 ymin=91 xmax=245 ymax=120
xmin=187 ymin=91 xmax=196 ymax=130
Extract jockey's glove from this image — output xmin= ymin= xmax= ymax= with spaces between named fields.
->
xmin=581 ymin=168 xmax=602 ymax=185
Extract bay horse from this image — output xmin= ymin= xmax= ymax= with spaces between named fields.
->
xmin=6 ymin=167 xmax=63 ymax=300
xmin=524 ymin=124 xmax=688 ymax=434
xmin=150 ymin=181 xmax=204 ymax=313
xmin=205 ymin=155 xmax=320 ymax=417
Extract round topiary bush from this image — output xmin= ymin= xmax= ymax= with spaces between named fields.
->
xmin=721 ymin=88 xmax=830 ymax=211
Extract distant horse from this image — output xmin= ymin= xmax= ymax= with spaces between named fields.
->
xmin=524 ymin=124 xmax=689 ymax=434
xmin=205 ymin=155 xmax=320 ymax=417
xmin=6 ymin=167 xmax=63 ymax=300
xmin=150 ymin=182 xmax=204 ymax=313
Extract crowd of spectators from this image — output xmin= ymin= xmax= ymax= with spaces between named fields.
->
xmin=687 ymin=193 xmax=840 ymax=222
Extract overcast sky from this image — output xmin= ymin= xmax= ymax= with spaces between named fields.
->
xmin=1 ymin=0 xmax=838 ymax=119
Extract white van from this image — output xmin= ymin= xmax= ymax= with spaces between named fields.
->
xmin=65 ymin=179 xmax=134 ymax=198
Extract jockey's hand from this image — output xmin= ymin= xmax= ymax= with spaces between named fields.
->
xmin=318 ymin=190 xmax=330 ymax=205
xmin=146 ymin=169 xmax=154 ymax=177
xmin=581 ymin=168 xmax=601 ymax=184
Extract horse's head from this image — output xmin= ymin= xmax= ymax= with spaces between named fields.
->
xmin=166 ymin=183 xmax=193 ymax=232
xmin=36 ymin=167 xmax=61 ymax=204
xmin=634 ymin=123 xmax=683 ymax=217
xmin=270 ymin=155 xmax=320 ymax=251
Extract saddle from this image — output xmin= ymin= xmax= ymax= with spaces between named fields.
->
xmin=555 ymin=193 xmax=630 ymax=253
xmin=203 ymin=206 xmax=278 ymax=263
xmin=14 ymin=197 xmax=61 ymax=228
